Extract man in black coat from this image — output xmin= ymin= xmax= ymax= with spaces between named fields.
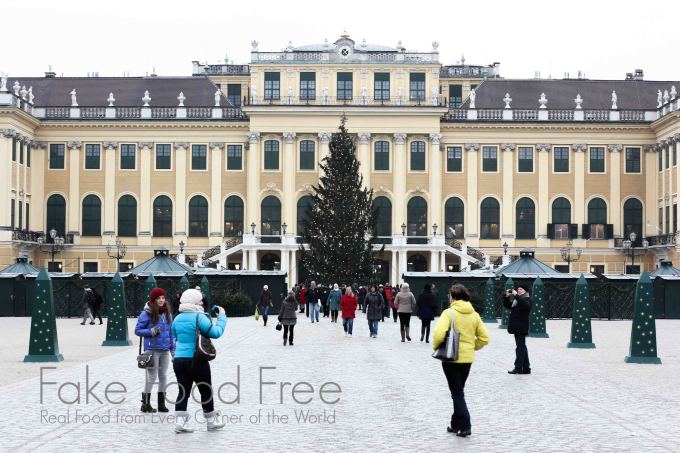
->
xmin=503 ymin=284 xmax=532 ymax=374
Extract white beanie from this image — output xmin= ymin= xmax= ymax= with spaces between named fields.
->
xmin=180 ymin=288 xmax=203 ymax=305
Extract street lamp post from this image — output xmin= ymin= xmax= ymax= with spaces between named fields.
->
xmin=622 ymin=232 xmax=649 ymax=274
xmin=106 ymin=238 xmax=127 ymax=271
xmin=432 ymin=223 xmax=438 ymax=236
xmin=282 ymin=222 xmax=287 ymax=236
xmin=560 ymin=240 xmax=582 ymax=273
xmin=250 ymin=222 xmax=256 ymax=235
xmin=401 ymin=222 xmax=407 ymax=236
xmin=37 ymin=228 xmax=65 ymax=271
xmin=502 ymin=241 xmax=508 ymax=255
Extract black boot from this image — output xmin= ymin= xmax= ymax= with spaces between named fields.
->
xmin=157 ymin=392 xmax=169 ymax=412
xmin=140 ymin=393 xmax=157 ymax=413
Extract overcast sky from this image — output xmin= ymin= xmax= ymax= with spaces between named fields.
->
xmin=3 ymin=0 xmax=678 ymax=81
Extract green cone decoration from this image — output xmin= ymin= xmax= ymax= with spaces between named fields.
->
xmin=201 ymin=276 xmax=211 ymax=307
xmin=483 ymin=278 xmax=497 ymax=323
xmin=529 ymin=276 xmax=549 ymax=338
xmin=145 ymin=273 xmax=157 ymax=298
xmin=625 ymin=272 xmax=661 ymax=364
xmin=499 ymin=277 xmax=513 ymax=329
xmin=567 ymin=274 xmax=595 ymax=348
xmin=102 ymin=272 xmax=132 ymax=346
xmin=24 ymin=268 xmax=64 ymax=362
xmin=180 ymin=274 xmax=190 ymax=292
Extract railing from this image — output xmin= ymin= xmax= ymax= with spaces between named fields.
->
xmin=620 ymin=110 xmax=645 ymax=121
xmin=466 ymin=245 xmax=485 ymax=262
xmin=116 ymin=107 xmax=141 ymax=119
xmin=251 ymin=51 xmax=438 ymax=64
xmin=81 ymin=107 xmax=106 ymax=119
xmin=406 ymin=236 xmax=429 ymax=245
xmin=445 ymin=109 xmax=467 ymax=120
xmin=584 ymin=110 xmax=609 ymax=121
xmin=247 ymin=96 xmax=445 ymax=107
xmin=514 ymin=109 xmax=538 ymax=120
xmin=259 ymin=235 xmax=282 ymax=244
xmin=224 ymin=236 xmax=243 ymax=249
xmin=151 ymin=107 xmax=177 ymax=119
xmin=222 ymin=107 xmax=248 ymax=120
xmin=645 ymin=234 xmax=677 ymax=247
xmin=11 ymin=229 xmax=43 ymax=242
xmin=445 ymin=238 xmax=463 ymax=250
xmin=187 ymin=107 xmax=212 ymax=118
xmin=440 ymin=65 xmax=490 ymax=78
xmin=202 ymin=244 xmax=222 ymax=261
xmin=477 ymin=109 xmax=503 ymax=120
xmin=194 ymin=64 xmax=251 ymax=76
xmin=45 ymin=107 xmax=70 ymax=118
xmin=548 ymin=110 xmax=574 ymax=121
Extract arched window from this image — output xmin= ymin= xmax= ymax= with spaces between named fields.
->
xmin=297 ymin=196 xmax=314 ymax=236
xmin=374 ymin=141 xmax=390 ymax=171
xmin=444 ymin=197 xmax=464 ymax=239
xmin=188 ymin=195 xmax=208 ymax=237
xmin=224 ymin=196 xmax=244 ymax=237
xmin=82 ymin=195 xmax=101 ymax=236
xmin=46 ymin=194 xmax=66 ymax=241
xmin=372 ymin=196 xmax=392 ymax=237
xmin=117 ymin=195 xmax=137 ymax=237
xmin=260 ymin=253 xmax=280 ymax=271
xmin=407 ymin=196 xmax=427 ymax=237
xmin=407 ymin=254 xmax=428 ymax=272
xmin=299 ymin=140 xmax=315 ymax=170
xmin=480 ymin=198 xmax=500 ymax=239
xmin=410 ymin=141 xmax=426 ymax=171
xmin=153 ymin=196 xmax=173 ymax=237
xmin=587 ymin=197 xmax=607 ymax=239
xmin=261 ymin=196 xmax=281 ymax=236
xmin=623 ymin=198 xmax=643 ymax=243
xmin=551 ymin=197 xmax=571 ymax=239
xmin=515 ymin=197 xmax=535 ymax=239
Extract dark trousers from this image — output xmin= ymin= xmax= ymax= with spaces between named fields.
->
xmin=283 ymin=324 xmax=294 ymax=344
xmin=173 ymin=358 xmax=214 ymax=413
xmin=421 ymin=320 xmax=431 ymax=340
xmin=92 ymin=306 xmax=103 ymax=323
xmin=442 ymin=362 xmax=472 ymax=431
xmin=392 ymin=307 xmax=398 ymax=322
xmin=331 ymin=310 xmax=338 ymax=322
xmin=514 ymin=334 xmax=530 ymax=371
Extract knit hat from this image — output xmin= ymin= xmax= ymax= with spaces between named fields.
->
xmin=149 ymin=287 xmax=166 ymax=302
xmin=180 ymin=288 xmax=203 ymax=305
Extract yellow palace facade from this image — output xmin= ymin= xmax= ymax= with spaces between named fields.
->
xmin=1 ymin=33 xmax=679 ymax=286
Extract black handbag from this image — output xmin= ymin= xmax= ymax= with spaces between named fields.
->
xmin=137 ymin=337 xmax=153 ymax=369
xmin=432 ymin=309 xmax=460 ymax=361
xmin=194 ymin=313 xmax=216 ymax=362
xmin=275 ymin=322 xmax=283 ymax=331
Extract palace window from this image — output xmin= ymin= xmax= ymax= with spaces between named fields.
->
xmin=482 ymin=146 xmax=497 ymax=172
xmin=374 ymin=73 xmax=390 ymax=101
xmin=82 ymin=195 xmax=102 ymax=237
xmin=589 ymin=147 xmax=605 ymax=173
xmin=191 ymin=144 xmax=207 ymax=170
xmin=551 ymin=197 xmax=571 ymax=239
xmin=446 ymin=146 xmax=462 ymax=172
xmin=155 ymin=144 xmax=171 ymax=170
xmin=224 ymin=196 xmax=244 ymax=237
xmin=409 ymin=73 xmax=425 ymax=101
xmin=449 ymin=84 xmax=462 ymax=108
xmin=120 ymin=144 xmax=136 ymax=170
xmin=227 ymin=84 xmax=241 ymax=106
xmin=445 ymin=197 xmax=464 ymax=239
xmin=587 ymin=198 xmax=607 ymax=239
xmin=372 ymin=196 xmax=392 ymax=237
xmin=374 ymin=141 xmax=390 ymax=171
xmin=85 ymin=144 xmax=101 ymax=170
xmin=518 ymin=147 xmax=533 ymax=172
xmin=410 ymin=141 xmax=425 ymax=171
xmin=299 ymin=140 xmax=315 ymax=170
xmin=407 ymin=197 xmax=427 ymax=237
xmin=623 ymin=198 xmax=643 ymax=245
xmin=261 ymin=196 xmax=281 ymax=236
xmin=189 ymin=195 xmax=208 ymax=237
xmin=117 ymin=195 xmax=137 ymax=237
xmin=515 ymin=197 xmax=535 ymax=239
xmin=49 ymin=144 xmax=65 ymax=169
xmin=625 ymin=147 xmax=641 ymax=173
xmin=153 ymin=196 xmax=172 ymax=237
xmin=297 ymin=196 xmax=314 ymax=236
xmin=46 ymin=194 xmax=66 ymax=240
xmin=337 ymin=72 xmax=353 ymax=100
xmin=480 ymin=198 xmax=500 ymax=239
xmin=264 ymin=72 xmax=280 ymax=100
xmin=19 ymin=140 xmax=23 ymax=164
xmin=553 ymin=147 xmax=569 ymax=172
xmin=12 ymin=137 xmax=16 ymax=161
xmin=227 ymin=144 xmax=243 ymax=170
xmin=264 ymin=140 xmax=279 ymax=170
xmin=300 ymin=72 xmax=316 ymax=100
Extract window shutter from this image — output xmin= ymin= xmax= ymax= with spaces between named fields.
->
xmin=582 ymin=224 xmax=591 ymax=240
xmin=546 ymin=223 xmax=554 ymax=239
xmin=569 ymin=224 xmax=579 ymax=239
xmin=605 ymin=224 xmax=614 ymax=239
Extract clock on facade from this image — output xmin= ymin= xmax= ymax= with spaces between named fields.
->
xmin=338 ymin=45 xmax=352 ymax=58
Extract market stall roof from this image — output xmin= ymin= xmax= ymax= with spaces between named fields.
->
xmin=192 ymin=268 xmax=287 ymax=276
xmin=502 ymin=272 xmax=598 ymax=279
xmin=402 ymin=271 xmax=495 ymax=278
xmin=127 ymin=247 xmax=193 ymax=275
xmin=0 ymin=253 xmax=40 ymax=274
xmin=649 ymin=260 xmax=680 ymax=278
xmin=494 ymin=249 xmax=561 ymax=276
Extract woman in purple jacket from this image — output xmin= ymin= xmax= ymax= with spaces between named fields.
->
xmin=135 ymin=287 xmax=175 ymax=413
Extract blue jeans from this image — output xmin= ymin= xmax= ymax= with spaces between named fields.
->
xmin=309 ymin=303 xmax=319 ymax=322
xmin=343 ymin=318 xmax=354 ymax=335
xmin=442 ymin=362 xmax=472 ymax=431
xmin=368 ymin=320 xmax=379 ymax=336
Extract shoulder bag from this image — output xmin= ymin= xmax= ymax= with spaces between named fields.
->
xmin=194 ymin=313 xmax=217 ymax=362
xmin=137 ymin=336 xmax=154 ymax=369
xmin=432 ymin=309 xmax=460 ymax=361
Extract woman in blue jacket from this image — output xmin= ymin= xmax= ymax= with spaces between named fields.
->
xmin=171 ymin=288 xmax=228 ymax=433
xmin=327 ymin=284 xmax=342 ymax=323
xmin=134 ymin=287 xmax=175 ymax=413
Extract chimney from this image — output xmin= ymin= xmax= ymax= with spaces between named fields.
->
xmin=625 ymin=72 xmax=633 ymax=80
xmin=45 ymin=65 xmax=56 ymax=78
xmin=634 ymin=69 xmax=644 ymax=81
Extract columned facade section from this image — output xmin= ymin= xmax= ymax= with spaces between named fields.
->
xmin=174 ymin=142 xmax=189 ymax=242
xmin=138 ymin=141 xmax=153 ymax=245
xmin=282 ymin=132 xmax=296 ymax=231
xmin=246 ymin=132 xmax=261 ymax=232
xmin=66 ymin=141 xmax=81 ymax=240
xmin=209 ymin=142 xmax=224 ymax=245
xmin=393 ymin=133 xmax=407 ymax=229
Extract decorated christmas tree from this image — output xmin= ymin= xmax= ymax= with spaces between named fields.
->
xmin=299 ymin=116 xmax=381 ymax=283
xmin=102 ymin=272 xmax=132 ymax=346
xmin=567 ymin=274 xmax=595 ymax=348
xmin=529 ymin=276 xmax=549 ymax=338
xmin=180 ymin=274 xmax=190 ymax=292
xmin=625 ymin=272 xmax=661 ymax=364
xmin=482 ymin=278 xmax=497 ymax=323
xmin=500 ymin=277 xmax=513 ymax=329
xmin=201 ymin=276 xmax=211 ymax=307
xmin=24 ymin=268 xmax=64 ymax=362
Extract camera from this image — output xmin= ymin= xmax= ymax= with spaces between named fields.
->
xmin=211 ymin=304 xmax=221 ymax=315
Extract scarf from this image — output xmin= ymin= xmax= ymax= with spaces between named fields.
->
xmin=179 ymin=302 xmax=204 ymax=313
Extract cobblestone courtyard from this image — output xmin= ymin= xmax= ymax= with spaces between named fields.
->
xmin=2 ymin=315 xmax=679 ymax=452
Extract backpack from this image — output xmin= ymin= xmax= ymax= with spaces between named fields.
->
xmin=194 ymin=313 xmax=216 ymax=362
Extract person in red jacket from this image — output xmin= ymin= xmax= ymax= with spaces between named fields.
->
xmin=298 ymin=284 xmax=307 ymax=315
xmin=385 ymin=283 xmax=397 ymax=322
xmin=339 ymin=287 xmax=358 ymax=337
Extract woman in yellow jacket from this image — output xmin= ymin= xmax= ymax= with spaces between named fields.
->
xmin=432 ymin=284 xmax=490 ymax=437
